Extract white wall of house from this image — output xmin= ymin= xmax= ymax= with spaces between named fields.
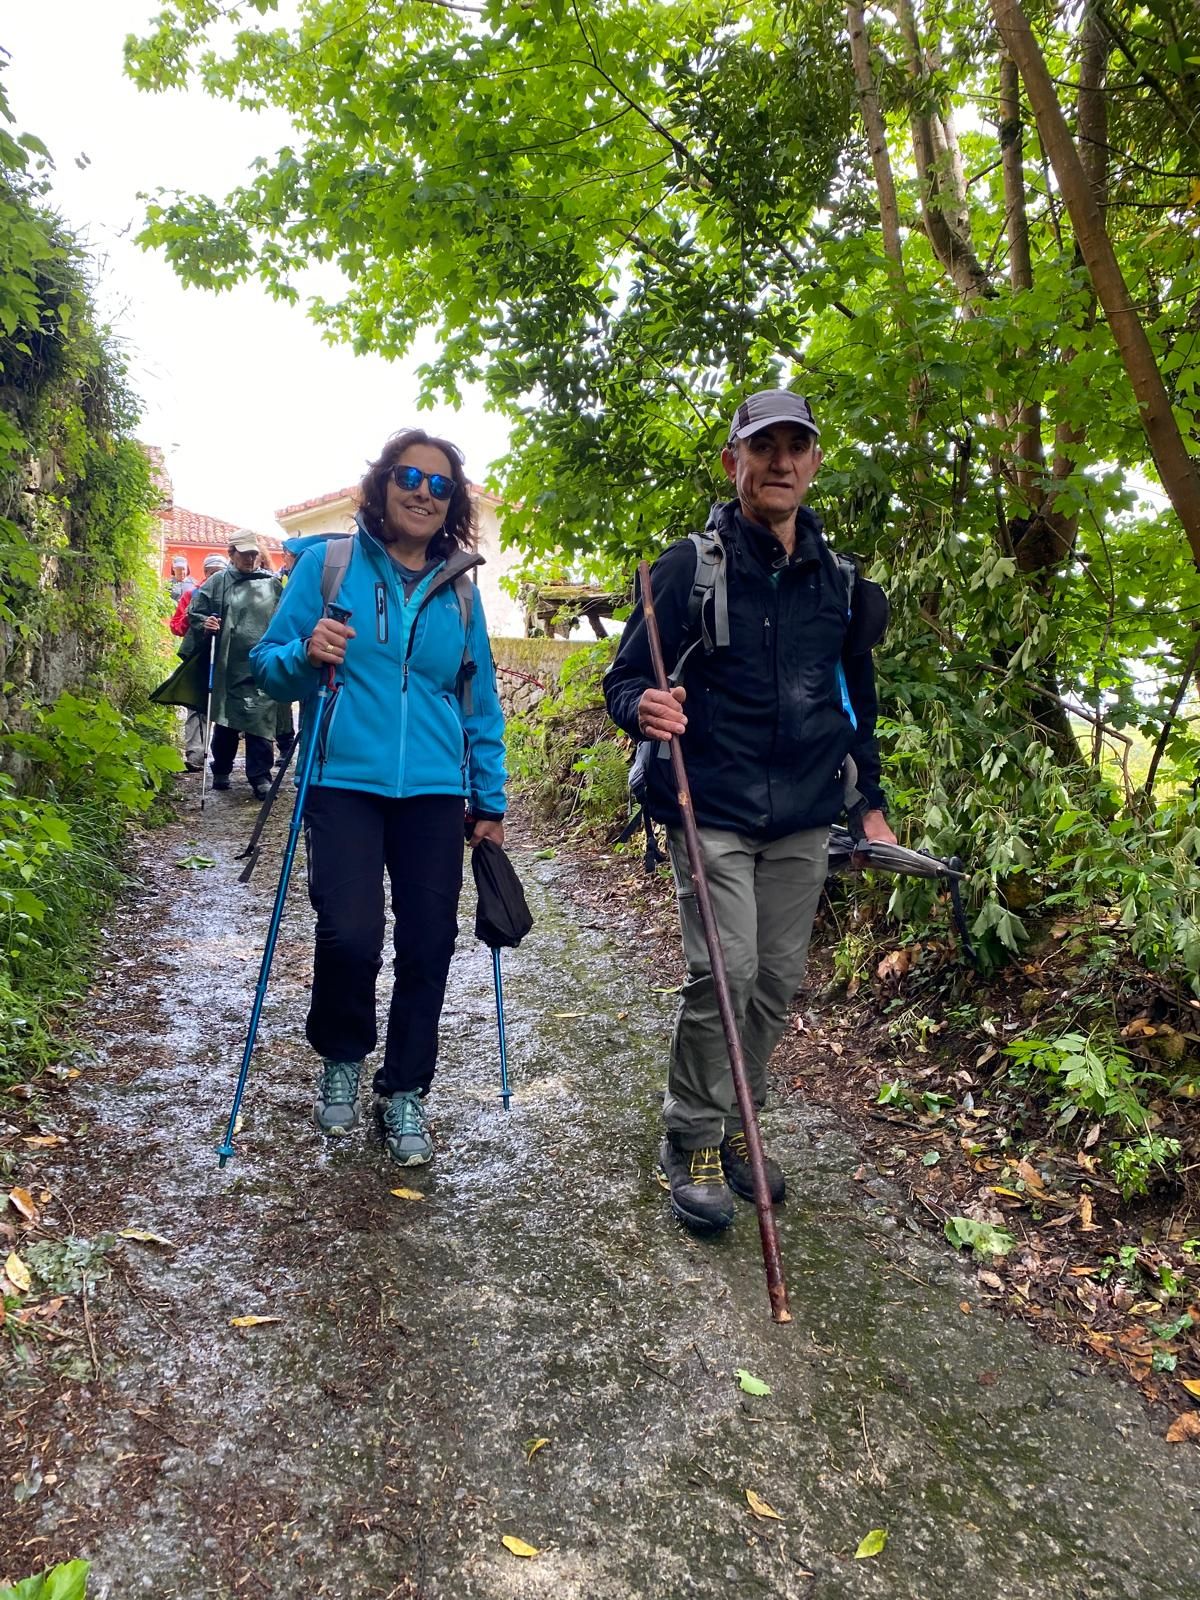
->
xmin=276 ymin=488 xmax=526 ymax=638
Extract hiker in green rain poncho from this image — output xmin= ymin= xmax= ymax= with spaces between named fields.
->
xmin=184 ymin=532 xmax=283 ymax=799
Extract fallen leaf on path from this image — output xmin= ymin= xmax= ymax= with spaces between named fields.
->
xmin=524 ymin=1437 xmax=550 ymax=1464
xmin=5 ymin=1251 xmax=32 ymax=1293
xmin=389 ymin=1187 xmax=424 ymax=1202
xmin=7 ymin=1187 xmax=37 ymax=1224
xmin=229 ymin=1314 xmax=283 ymax=1328
xmin=551 ymin=1012 xmax=584 ymax=1018
xmin=745 ymin=1489 xmax=783 ymax=1521
xmin=118 ymin=1228 xmax=175 ymax=1248
xmin=1166 ymin=1411 xmax=1200 ymax=1444
xmin=22 ymin=1134 xmax=63 ymax=1148
xmin=175 ymin=855 xmax=218 ymax=870
xmin=1180 ymin=1379 xmax=1200 ymax=1400
xmin=501 ymin=1535 xmax=539 ymax=1558
xmin=734 ymin=1369 xmax=771 ymax=1396
xmin=876 ymin=947 xmax=917 ymax=982
xmin=855 ymin=1528 xmax=888 ymax=1559
xmin=1078 ymin=1195 xmax=1099 ymax=1231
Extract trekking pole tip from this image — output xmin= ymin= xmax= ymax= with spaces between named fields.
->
xmin=216 ymin=1143 xmax=233 ymax=1167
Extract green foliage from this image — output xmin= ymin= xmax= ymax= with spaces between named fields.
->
xmin=0 ymin=88 xmax=173 ymax=1084
xmin=1001 ymin=1030 xmax=1173 ymax=1158
xmin=506 ymin=640 xmax=623 ymax=830
xmin=1106 ymin=1136 xmax=1184 ymax=1203
xmin=123 ymin=0 xmax=1200 ymax=1002
xmin=0 ymin=1561 xmax=89 ymax=1600
xmin=944 ymin=1217 xmax=1016 ymax=1258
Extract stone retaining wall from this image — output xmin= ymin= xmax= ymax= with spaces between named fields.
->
xmin=490 ymin=637 xmax=587 ymax=718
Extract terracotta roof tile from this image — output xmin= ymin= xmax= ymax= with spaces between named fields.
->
xmin=156 ymin=504 xmax=281 ymax=549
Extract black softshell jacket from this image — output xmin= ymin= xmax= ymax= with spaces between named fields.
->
xmin=604 ymin=500 xmax=887 ymax=841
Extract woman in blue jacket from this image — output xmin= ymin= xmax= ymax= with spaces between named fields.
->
xmin=252 ymin=429 xmax=507 ymax=1167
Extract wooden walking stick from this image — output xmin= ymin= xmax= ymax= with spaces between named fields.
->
xmin=638 ymin=562 xmax=792 ymax=1324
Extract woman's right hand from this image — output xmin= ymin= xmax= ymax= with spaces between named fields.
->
xmin=203 ymin=615 xmax=221 ymax=633
xmin=306 ymin=617 xmax=356 ymax=669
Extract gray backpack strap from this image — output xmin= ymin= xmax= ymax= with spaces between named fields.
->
xmin=833 ymin=550 xmax=857 ymax=614
xmin=687 ymin=528 xmax=729 ymax=652
xmin=453 ymin=574 xmax=477 ymax=716
xmin=319 ymin=535 xmax=355 ymax=610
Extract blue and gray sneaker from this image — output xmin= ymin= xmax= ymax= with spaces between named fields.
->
xmin=314 ymin=1059 xmax=362 ymax=1135
xmin=378 ymin=1090 xmax=433 ymax=1167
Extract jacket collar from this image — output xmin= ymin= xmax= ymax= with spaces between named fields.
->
xmin=354 ymin=513 xmax=485 ymax=584
xmin=707 ymin=499 xmax=825 ymax=570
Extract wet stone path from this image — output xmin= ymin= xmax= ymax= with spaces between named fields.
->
xmin=29 ymin=782 xmax=1200 ymax=1598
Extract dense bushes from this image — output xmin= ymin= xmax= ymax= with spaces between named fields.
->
xmin=0 ymin=85 xmax=178 ymax=1081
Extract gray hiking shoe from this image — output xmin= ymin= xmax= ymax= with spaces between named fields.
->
xmin=314 ymin=1059 xmax=362 ymax=1135
xmin=378 ymin=1090 xmax=433 ymax=1167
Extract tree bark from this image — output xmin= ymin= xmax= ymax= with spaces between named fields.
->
xmin=992 ymin=0 xmax=1200 ymax=566
xmin=999 ymin=50 xmax=1042 ymax=492
xmin=847 ymin=1 xmax=905 ymax=273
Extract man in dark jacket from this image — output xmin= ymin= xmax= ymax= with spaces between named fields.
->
xmin=604 ymin=389 xmax=895 ymax=1233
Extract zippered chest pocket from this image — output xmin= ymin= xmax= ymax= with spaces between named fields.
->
xmin=375 ymin=582 xmax=389 ymax=644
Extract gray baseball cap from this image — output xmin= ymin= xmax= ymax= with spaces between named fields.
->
xmin=727 ymin=389 xmax=820 ymax=443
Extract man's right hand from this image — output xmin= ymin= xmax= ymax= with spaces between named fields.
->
xmin=203 ymin=615 xmax=221 ymax=633
xmin=638 ymin=685 xmax=687 ymax=741
xmin=306 ymin=616 xmax=357 ymax=668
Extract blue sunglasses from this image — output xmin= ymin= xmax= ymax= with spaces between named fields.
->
xmin=390 ymin=463 xmax=455 ymax=501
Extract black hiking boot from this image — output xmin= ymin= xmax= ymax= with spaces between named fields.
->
xmin=658 ymin=1136 xmax=735 ymax=1233
xmin=211 ymin=773 xmax=231 ymax=791
xmin=720 ymin=1130 xmax=786 ymax=1205
xmin=723 ymin=1132 xmax=790 ymax=1203
xmin=250 ymin=779 xmax=272 ymax=802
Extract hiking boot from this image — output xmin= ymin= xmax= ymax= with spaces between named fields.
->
xmin=657 ymin=1136 xmax=735 ymax=1232
xmin=314 ymin=1059 xmax=362 ymax=1135
xmin=378 ymin=1090 xmax=433 ymax=1167
xmin=250 ymin=779 xmax=272 ymax=802
xmin=211 ymin=774 xmax=231 ymax=791
xmin=720 ymin=1130 xmax=786 ymax=1205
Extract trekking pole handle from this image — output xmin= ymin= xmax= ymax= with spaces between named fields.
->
xmin=637 ymin=561 xmax=791 ymax=1324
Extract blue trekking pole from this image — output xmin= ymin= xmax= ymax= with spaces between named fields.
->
xmin=217 ymin=604 xmax=351 ymax=1167
xmin=492 ymin=948 xmax=511 ymax=1111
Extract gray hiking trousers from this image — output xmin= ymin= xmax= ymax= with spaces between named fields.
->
xmin=664 ymin=823 xmax=828 ymax=1148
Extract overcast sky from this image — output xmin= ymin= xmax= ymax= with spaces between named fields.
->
xmin=3 ymin=2 xmax=509 ymax=533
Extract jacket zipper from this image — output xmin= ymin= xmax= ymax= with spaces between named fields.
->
xmin=375 ymin=582 xmax=388 ymax=644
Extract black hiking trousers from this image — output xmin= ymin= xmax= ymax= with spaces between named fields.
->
xmin=210 ymin=723 xmax=274 ymax=787
xmin=302 ymin=787 xmax=464 ymax=1097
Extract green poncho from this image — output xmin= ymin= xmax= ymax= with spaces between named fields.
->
xmin=182 ymin=566 xmax=282 ymax=738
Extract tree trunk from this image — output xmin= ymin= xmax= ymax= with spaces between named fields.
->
xmin=847 ymin=1 xmax=905 ymax=273
xmin=992 ymin=0 xmax=1200 ymax=566
xmin=999 ymin=50 xmax=1042 ymax=492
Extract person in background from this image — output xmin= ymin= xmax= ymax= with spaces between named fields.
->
xmin=167 ymin=555 xmax=192 ymax=603
xmin=251 ymin=429 xmax=507 ymax=1169
xmin=175 ymin=553 xmax=226 ymax=771
xmin=185 ymin=534 xmax=282 ymax=800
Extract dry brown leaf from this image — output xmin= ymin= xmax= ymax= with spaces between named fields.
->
xmin=1179 ymin=1379 xmax=1200 ymax=1401
xmin=1121 ymin=1017 xmax=1155 ymax=1039
xmin=5 ymin=1251 xmax=32 ymax=1293
xmin=1079 ymin=1195 xmax=1099 ymax=1231
xmin=389 ymin=1187 xmax=425 ymax=1202
xmin=21 ymin=1134 xmax=63 ymax=1148
xmin=876 ymin=947 xmax=918 ymax=983
xmin=745 ymin=1489 xmax=784 ymax=1521
xmin=1083 ymin=1123 xmax=1101 ymax=1150
xmin=524 ymin=1437 xmax=550 ymax=1464
xmin=118 ymin=1228 xmax=175 ymax=1248
xmin=229 ymin=1314 xmax=283 ymax=1328
xmin=1166 ymin=1411 xmax=1200 ymax=1444
xmin=501 ymin=1535 xmax=539 ymax=1558
xmin=7 ymin=1187 xmax=37 ymax=1224
xmin=1016 ymin=1158 xmax=1047 ymax=1194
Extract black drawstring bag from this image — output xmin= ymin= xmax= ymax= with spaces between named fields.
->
xmin=472 ymin=838 xmax=534 ymax=950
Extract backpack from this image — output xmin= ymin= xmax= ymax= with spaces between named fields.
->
xmin=318 ymin=534 xmax=478 ymax=714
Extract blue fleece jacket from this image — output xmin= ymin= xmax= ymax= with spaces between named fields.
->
xmin=251 ymin=521 xmax=507 ymax=817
